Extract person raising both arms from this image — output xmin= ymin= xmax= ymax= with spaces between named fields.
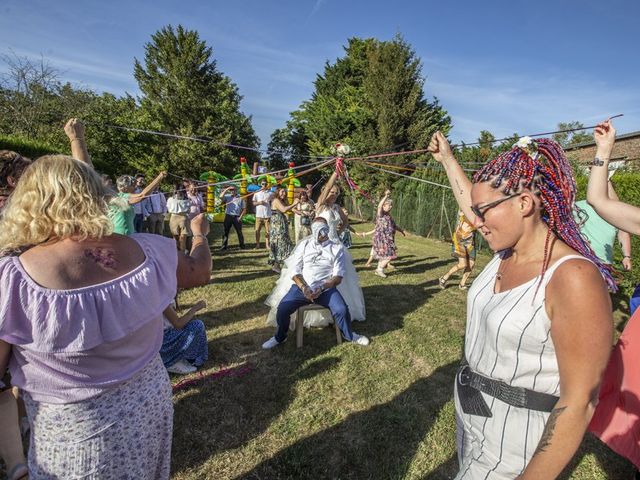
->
xmin=428 ymin=130 xmax=614 ymax=480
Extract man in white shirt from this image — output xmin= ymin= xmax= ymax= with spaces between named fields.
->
xmin=253 ymin=180 xmax=273 ymax=249
xmin=262 ymin=217 xmax=369 ymax=349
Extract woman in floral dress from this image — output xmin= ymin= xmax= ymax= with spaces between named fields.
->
xmin=372 ymin=190 xmax=405 ymax=278
xmin=268 ymin=186 xmax=298 ymax=272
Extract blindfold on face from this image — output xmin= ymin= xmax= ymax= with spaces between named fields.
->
xmin=311 ymin=222 xmax=329 ymax=243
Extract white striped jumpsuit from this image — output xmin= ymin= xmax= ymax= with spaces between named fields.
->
xmin=454 ymin=254 xmax=587 ymax=479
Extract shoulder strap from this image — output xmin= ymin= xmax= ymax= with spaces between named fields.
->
xmin=542 ymin=254 xmax=593 ymax=285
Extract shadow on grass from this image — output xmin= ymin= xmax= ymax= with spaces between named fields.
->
xmin=361 ymin=281 xmax=439 ymax=337
xmin=171 ymin=335 xmax=339 ymax=476
xmin=236 ymin=361 xmax=459 ymax=479
xmin=214 ymin=268 xmax=276 ymax=284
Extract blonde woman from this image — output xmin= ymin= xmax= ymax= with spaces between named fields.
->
xmin=0 ymin=156 xmax=211 ymax=479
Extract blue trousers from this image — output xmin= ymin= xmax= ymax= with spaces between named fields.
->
xmin=134 ymin=213 xmax=145 ymax=233
xmin=275 ymin=285 xmax=354 ymax=342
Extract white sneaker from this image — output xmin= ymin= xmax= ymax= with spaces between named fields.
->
xmin=351 ymin=333 xmax=370 ymax=346
xmin=167 ymin=359 xmax=197 ymax=374
xmin=262 ymin=336 xmax=286 ymax=349
xmin=375 ymin=268 xmax=387 ymax=278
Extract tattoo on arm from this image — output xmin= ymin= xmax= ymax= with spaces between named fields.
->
xmin=455 ymin=179 xmax=464 ymax=196
xmin=532 ymin=406 xmax=567 ymax=457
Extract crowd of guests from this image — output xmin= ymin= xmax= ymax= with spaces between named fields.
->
xmin=1 ymin=116 xmax=638 ymax=479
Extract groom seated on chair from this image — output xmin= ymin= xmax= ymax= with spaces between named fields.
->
xmin=262 ymin=217 xmax=369 ymax=349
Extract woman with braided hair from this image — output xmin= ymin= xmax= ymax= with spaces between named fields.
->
xmin=428 ymin=131 xmax=614 ymax=479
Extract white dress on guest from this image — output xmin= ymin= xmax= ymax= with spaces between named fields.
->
xmin=265 ymin=203 xmax=366 ymax=329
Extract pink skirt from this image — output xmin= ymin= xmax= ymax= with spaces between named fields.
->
xmin=589 ymin=309 xmax=640 ymax=469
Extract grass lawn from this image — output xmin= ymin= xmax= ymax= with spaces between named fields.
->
xmin=170 ymin=220 xmax=634 ymax=480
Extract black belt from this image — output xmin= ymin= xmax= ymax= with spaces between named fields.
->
xmin=456 ymin=362 xmax=559 ymax=417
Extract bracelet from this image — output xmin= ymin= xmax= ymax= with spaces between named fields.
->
xmin=192 ymin=234 xmax=208 ymax=241
xmin=623 ymin=255 xmax=631 ymax=259
xmin=588 ymin=157 xmax=607 ymax=167
xmin=70 ymin=137 xmax=85 ymax=143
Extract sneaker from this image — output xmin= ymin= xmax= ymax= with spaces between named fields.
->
xmin=262 ymin=336 xmax=286 ymax=349
xmin=218 ymin=246 xmax=227 ymax=251
xmin=438 ymin=276 xmax=447 ymax=289
xmin=375 ymin=268 xmax=387 ymax=278
xmin=166 ymin=359 xmax=197 ymax=374
xmin=271 ymin=265 xmax=281 ymax=273
xmin=351 ymin=333 xmax=370 ymax=346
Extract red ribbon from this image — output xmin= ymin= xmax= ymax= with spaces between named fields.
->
xmin=172 ymin=363 xmax=253 ymax=393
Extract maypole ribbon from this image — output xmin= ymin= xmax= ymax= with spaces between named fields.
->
xmin=335 ymin=157 xmax=375 ymax=204
xmin=172 ymin=363 xmax=253 ymax=393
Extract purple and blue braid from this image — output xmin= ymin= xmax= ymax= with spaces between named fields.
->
xmin=472 ymin=138 xmax=617 ymax=292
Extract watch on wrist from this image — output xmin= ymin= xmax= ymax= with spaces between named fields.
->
xmin=588 ymin=157 xmax=606 ymax=167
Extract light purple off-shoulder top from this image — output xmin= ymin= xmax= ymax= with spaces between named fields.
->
xmin=0 ymin=234 xmax=177 ymax=404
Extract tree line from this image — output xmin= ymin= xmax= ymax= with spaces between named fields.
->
xmin=1 ymin=25 xmax=591 ymax=191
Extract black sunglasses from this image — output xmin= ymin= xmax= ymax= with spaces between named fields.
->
xmin=470 ymin=193 xmax=520 ymax=222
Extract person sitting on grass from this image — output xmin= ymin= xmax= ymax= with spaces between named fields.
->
xmin=262 ymin=217 xmax=369 ymax=349
xmin=161 ymin=300 xmax=208 ymax=375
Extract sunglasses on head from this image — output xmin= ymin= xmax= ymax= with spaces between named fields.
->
xmin=470 ymin=192 xmax=520 ymax=222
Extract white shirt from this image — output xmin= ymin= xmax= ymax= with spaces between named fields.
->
xmin=289 ymin=237 xmax=346 ymax=291
xmin=167 ymin=197 xmax=190 ymax=214
xmin=254 ymin=190 xmax=273 ymax=218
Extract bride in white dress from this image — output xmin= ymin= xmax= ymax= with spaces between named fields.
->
xmin=265 ymin=173 xmax=366 ymax=329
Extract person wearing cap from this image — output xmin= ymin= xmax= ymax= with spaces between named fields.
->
xmin=219 ymin=185 xmax=246 ymax=250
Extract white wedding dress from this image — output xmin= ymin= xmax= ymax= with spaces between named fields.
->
xmin=265 ymin=204 xmax=366 ymax=330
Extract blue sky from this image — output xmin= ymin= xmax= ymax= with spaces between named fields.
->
xmin=1 ymin=0 xmax=639 ymax=148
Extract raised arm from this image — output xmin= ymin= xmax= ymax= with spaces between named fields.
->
xmin=587 ymin=120 xmax=640 ymax=235
xmin=177 ymin=213 xmax=212 ymax=288
xmin=316 ymin=171 xmax=339 ymax=209
xmin=219 ymin=186 xmax=232 ymax=200
xmin=272 ymin=197 xmax=298 ymax=214
xmin=377 ymin=189 xmax=391 ymax=217
xmin=428 ymin=131 xmax=475 ymax=222
xmin=129 ymin=172 xmax=167 ymax=205
xmin=608 ymin=182 xmax=633 ymax=270
xmin=519 ymin=259 xmax=612 ymax=479
xmin=64 ymin=118 xmax=92 ymax=166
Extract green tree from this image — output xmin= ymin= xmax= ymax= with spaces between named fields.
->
xmin=134 ymin=25 xmax=259 ymax=178
xmin=269 ymin=35 xmax=451 ymax=194
xmin=553 ymin=121 xmax=592 ymax=148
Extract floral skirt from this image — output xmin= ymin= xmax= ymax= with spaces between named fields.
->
xmin=23 ymin=355 xmax=173 ymax=480
xmin=160 ymin=320 xmax=208 ymax=368
xmin=268 ymin=212 xmax=294 ymax=267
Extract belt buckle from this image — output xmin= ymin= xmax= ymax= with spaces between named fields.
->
xmin=458 ymin=365 xmax=471 ymax=386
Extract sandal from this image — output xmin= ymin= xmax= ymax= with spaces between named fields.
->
xmin=458 ymin=284 xmax=468 ymax=290
xmin=8 ymin=463 xmax=28 ymax=480
xmin=438 ymin=277 xmax=447 ymax=289
xmin=375 ymin=268 xmax=387 ymax=278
